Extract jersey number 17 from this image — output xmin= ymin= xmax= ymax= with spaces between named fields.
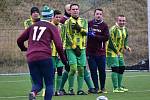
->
xmin=33 ymin=26 xmax=46 ymax=41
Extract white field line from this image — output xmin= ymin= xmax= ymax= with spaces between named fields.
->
xmin=0 ymin=90 xmax=150 ymax=99
xmin=0 ymin=74 xmax=150 ymax=83
xmin=0 ymin=96 xmax=27 ymax=99
xmin=0 ymin=95 xmax=42 ymax=99
xmin=0 ymin=80 xmax=29 ymax=83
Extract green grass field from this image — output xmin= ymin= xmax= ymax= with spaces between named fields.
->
xmin=0 ymin=72 xmax=150 ymax=100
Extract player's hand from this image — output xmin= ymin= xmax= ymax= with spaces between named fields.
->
xmin=21 ymin=47 xmax=27 ymax=51
xmin=117 ymin=52 xmax=120 ymax=57
xmin=65 ymin=62 xmax=70 ymax=72
xmin=127 ymin=47 xmax=132 ymax=52
xmin=72 ymin=23 xmax=76 ymax=30
xmin=73 ymin=46 xmax=81 ymax=57
xmin=88 ymin=28 xmax=95 ymax=38
xmin=75 ymin=22 xmax=81 ymax=33
xmin=71 ymin=23 xmax=81 ymax=33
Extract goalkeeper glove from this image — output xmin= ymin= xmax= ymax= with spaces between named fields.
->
xmin=73 ymin=46 xmax=81 ymax=57
xmin=88 ymin=28 xmax=95 ymax=38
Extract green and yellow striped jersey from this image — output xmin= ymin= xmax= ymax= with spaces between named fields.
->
xmin=64 ymin=17 xmax=88 ymax=49
xmin=24 ymin=17 xmax=34 ymax=29
xmin=107 ymin=24 xmax=129 ymax=57
xmin=51 ymin=23 xmax=66 ymax=56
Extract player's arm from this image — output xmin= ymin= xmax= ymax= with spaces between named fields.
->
xmin=80 ymin=19 xmax=88 ymax=36
xmin=17 ymin=28 xmax=30 ymax=51
xmin=108 ymin=28 xmax=119 ymax=54
xmin=124 ymin=28 xmax=131 ymax=52
xmin=51 ymin=25 xmax=68 ymax=65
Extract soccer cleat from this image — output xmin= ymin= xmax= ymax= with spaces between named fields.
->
xmin=55 ymin=91 xmax=63 ymax=96
xmin=77 ymin=90 xmax=87 ymax=95
xmin=42 ymin=88 xmax=45 ymax=97
xmin=99 ymin=89 xmax=108 ymax=94
xmin=59 ymin=89 xmax=68 ymax=95
xmin=113 ymin=88 xmax=124 ymax=93
xmin=29 ymin=92 xmax=36 ymax=100
xmin=119 ymin=87 xmax=128 ymax=92
xmin=93 ymin=88 xmax=100 ymax=94
xmin=68 ymin=89 xmax=75 ymax=95
xmin=88 ymin=88 xmax=96 ymax=94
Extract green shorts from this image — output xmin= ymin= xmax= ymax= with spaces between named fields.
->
xmin=52 ymin=56 xmax=64 ymax=68
xmin=66 ymin=49 xmax=86 ymax=67
xmin=107 ymin=56 xmax=125 ymax=68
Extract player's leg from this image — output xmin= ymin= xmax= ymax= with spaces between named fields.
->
xmin=118 ymin=57 xmax=128 ymax=91
xmin=77 ymin=66 xmax=87 ymax=95
xmin=41 ymin=58 xmax=54 ymax=100
xmin=52 ymin=57 xmax=57 ymax=94
xmin=66 ymin=49 xmax=77 ymax=95
xmin=28 ymin=60 xmax=44 ymax=100
xmin=107 ymin=56 xmax=124 ymax=92
xmin=55 ymin=66 xmax=63 ymax=96
xmin=68 ymin=64 xmax=76 ymax=95
xmin=96 ymin=55 xmax=107 ymax=93
xmin=84 ymin=66 xmax=95 ymax=93
xmin=59 ymin=70 xmax=68 ymax=95
xmin=42 ymin=56 xmax=56 ymax=97
xmin=59 ymin=49 xmax=70 ymax=94
xmin=76 ymin=49 xmax=87 ymax=95
xmin=87 ymin=55 xmax=99 ymax=93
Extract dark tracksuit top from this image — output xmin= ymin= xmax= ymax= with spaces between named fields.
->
xmin=86 ymin=19 xmax=110 ymax=56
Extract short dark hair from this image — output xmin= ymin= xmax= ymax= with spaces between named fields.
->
xmin=118 ymin=14 xmax=125 ymax=17
xmin=70 ymin=3 xmax=79 ymax=9
xmin=54 ymin=10 xmax=61 ymax=16
xmin=94 ymin=8 xmax=103 ymax=14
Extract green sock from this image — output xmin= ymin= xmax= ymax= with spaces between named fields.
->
xmin=77 ymin=66 xmax=84 ymax=91
xmin=84 ymin=68 xmax=94 ymax=89
xmin=111 ymin=72 xmax=118 ymax=89
xmin=68 ymin=64 xmax=77 ymax=90
xmin=77 ymin=76 xmax=84 ymax=91
xmin=56 ymin=75 xmax=62 ymax=91
xmin=68 ymin=75 xmax=75 ymax=90
xmin=53 ymin=76 xmax=55 ymax=92
xmin=60 ymin=71 xmax=68 ymax=90
xmin=118 ymin=73 xmax=123 ymax=88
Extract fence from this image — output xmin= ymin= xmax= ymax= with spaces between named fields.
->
xmin=0 ymin=0 xmax=148 ymax=74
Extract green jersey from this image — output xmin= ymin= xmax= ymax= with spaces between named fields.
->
xmin=107 ymin=24 xmax=129 ymax=57
xmin=51 ymin=23 xmax=66 ymax=56
xmin=64 ymin=17 xmax=88 ymax=49
xmin=24 ymin=17 xmax=34 ymax=29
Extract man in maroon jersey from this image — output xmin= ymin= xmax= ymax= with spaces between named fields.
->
xmin=17 ymin=5 xmax=68 ymax=100
xmin=86 ymin=8 xmax=109 ymax=93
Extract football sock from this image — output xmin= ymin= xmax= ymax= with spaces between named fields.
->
xmin=60 ymin=71 xmax=68 ymax=90
xmin=111 ymin=72 xmax=118 ymax=89
xmin=56 ymin=75 xmax=62 ymax=91
xmin=118 ymin=73 xmax=123 ymax=88
xmin=84 ymin=68 xmax=94 ymax=89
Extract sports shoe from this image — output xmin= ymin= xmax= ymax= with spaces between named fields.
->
xmin=59 ymin=89 xmax=68 ymax=95
xmin=93 ymin=88 xmax=99 ymax=94
xmin=119 ymin=87 xmax=128 ymax=92
xmin=88 ymin=88 xmax=96 ymax=94
xmin=29 ymin=92 xmax=36 ymax=100
xmin=42 ymin=88 xmax=45 ymax=97
xmin=55 ymin=91 xmax=63 ymax=96
xmin=68 ymin=89 xmax=75 ymax=95
xmin=99 ymin=89 xmax=108 ymax=94
xmin=113 ymin=88 xmax=124 ymax=93
xmin=77 ymin=90 xmax=87 ymax=95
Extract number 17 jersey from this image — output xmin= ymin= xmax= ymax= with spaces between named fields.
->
xmin=17 ymin=20 xmax=64 ymax=62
